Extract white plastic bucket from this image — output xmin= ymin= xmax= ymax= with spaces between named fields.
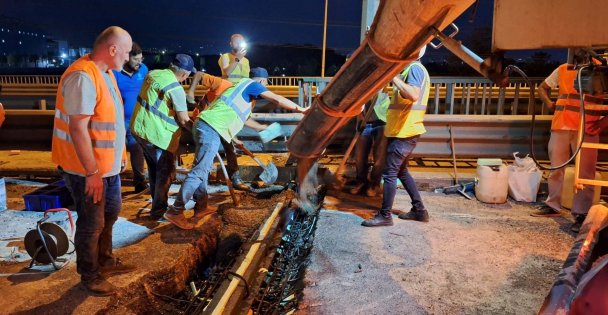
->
xmin=475 ymin=162 xmax=509 ymax=204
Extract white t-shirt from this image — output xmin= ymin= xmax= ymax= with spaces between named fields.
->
xmin=544 ymin=67 xmax=560 ymax=89
xmin=61 ymin=71 xmax=125 ymax=177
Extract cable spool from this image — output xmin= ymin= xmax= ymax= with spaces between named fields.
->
xmin=24 ymin=222 xmax=69 ymax=265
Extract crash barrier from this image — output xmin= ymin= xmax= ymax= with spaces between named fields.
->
xmin=1 ymin=75 xmax=547 ymax=115
xmin=7 ymin=110 xmax=608 ymax=162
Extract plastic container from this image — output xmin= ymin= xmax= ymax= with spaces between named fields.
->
xmin=561 ymin=166 xmax=602 ymax=210
xmin=23 ymin=180 xmax=73 ymax=212
xmin=475 ymin=159 xmax=509 ymax=204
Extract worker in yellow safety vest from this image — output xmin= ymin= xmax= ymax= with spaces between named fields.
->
xmin=165 ymin=67 xmax=308 ymax=230
xmin=218 ymin=34 xmax=250 ymax=84
xmin=534 ymin=52 xmax=603 ymax=234
xmin=130 ymin=54 xmax=196 ymax=220
xmin=51 ymin=26 xmax=136 ymax=296
xmin=362 ymin=46 xmax=431 ymax=227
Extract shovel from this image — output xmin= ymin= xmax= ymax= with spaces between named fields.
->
xmin=216 ymin=153 xmax=239 ymax=206
xmin=237 ymin=144 xmax=279 ymax=186
xmin=443 ymin=125 xmax=473 ymax=200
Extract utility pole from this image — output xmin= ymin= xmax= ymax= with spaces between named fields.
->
xmin=321 ymin=0 xmax=328 ymax=77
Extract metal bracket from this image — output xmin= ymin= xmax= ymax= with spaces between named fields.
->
xmin=429 ymin=23 xmax=459 ymax=49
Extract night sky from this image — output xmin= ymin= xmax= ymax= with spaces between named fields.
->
xmin=2 ymin=0 xmax=564 ymax=60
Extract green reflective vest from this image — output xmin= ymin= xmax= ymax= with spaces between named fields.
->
xmin=200 ymin=79 xmax=255 ymax=142
xmin=373 ymin=92 xmax=390 ymax=123
xmin=130 ymin=69 xmax=184 ymax=152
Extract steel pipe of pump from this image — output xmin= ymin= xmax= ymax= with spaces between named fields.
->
xmin=287 ymin=0 xmax=476 ymax=159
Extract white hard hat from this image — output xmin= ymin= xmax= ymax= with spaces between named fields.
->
xmin=417 ymin=45 xmax=427 ymax=60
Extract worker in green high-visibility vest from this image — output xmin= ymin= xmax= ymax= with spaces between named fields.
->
xmin=166 ymin=68 xmax=308 ymax=230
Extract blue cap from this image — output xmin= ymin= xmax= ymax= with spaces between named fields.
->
xmin=172 ymin=53 xmax=196 ymax=73
xmin=250 ymin=67 xmax=269 ymax=79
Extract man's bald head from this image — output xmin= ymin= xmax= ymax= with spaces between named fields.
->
xmin=93 ymin=26 xmax=131 ymax=50
xmin=91 ymin=26 xmax=132 ymax=71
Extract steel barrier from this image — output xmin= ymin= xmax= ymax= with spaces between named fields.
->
xmin=0 ymin=109 xmax=571 ymax=161
xmin=1 ymin=76 xmax=548 ymax=115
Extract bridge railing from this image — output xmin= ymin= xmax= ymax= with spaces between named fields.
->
xmin=0 ymin=75 xmax=548 ymax=115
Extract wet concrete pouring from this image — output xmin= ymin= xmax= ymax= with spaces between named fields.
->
xmin=0 ymin=152 xmax=580 ymax=314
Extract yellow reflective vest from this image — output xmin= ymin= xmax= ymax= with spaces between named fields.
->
xmin=218 ymin=53 xmax=250 ymax=84
xmin=385 ymin=62 xmax=430 ymax=138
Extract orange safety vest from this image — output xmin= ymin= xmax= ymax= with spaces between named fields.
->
xmin=52 ymin=55 xmax=126 ymax=176
xmin=552 ymin=64 xmax=602 ymax=131
xmin=192 ymin=74 xmax=233 ymax=118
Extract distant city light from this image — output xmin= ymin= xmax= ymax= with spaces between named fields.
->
xmin=52 ymin=59 xmax=56 ymax=63
xmin=1 ymin=40 xmax=4 ymax=43
xmin=161 ymin=50 xmax=166 ymax=54
xmin=18 ymin=31 xmax=21 ymax=34
xmin=195 ymin=53 xmax=200 ymax=56
xmin=61 ymin=53 xmax=67 ymax=58
xmin=18 ymin=41 xmax=22 ymax=45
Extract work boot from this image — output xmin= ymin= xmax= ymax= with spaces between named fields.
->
xmin=189 ymin=201 xmax=216 ymax=226
xmin=231 ymin=174 xmax=250 ymax=191
xmin=361 ymin=211 xmax=393 ymax=227
xmin=350 ymin=183 xmax=365 ymax=195
xmin=164 ymin=211 xmax=194 ymax=230
xmin=531 ymin=205 xmax=561 ymax=217
xmin=80 ymin=277 xmax=116 ymax=296
xmin=100 ymin=258 xmax=137 ymax=277
xmin=149 ymin=209 xmax=166 ymax=221
xmin=134 ymin=183 xmax=149 ymax=194
xmin=571 ymin=214 xmax=586 ymax=234
xmin=398 ymin=208 xmax=430 ymax=222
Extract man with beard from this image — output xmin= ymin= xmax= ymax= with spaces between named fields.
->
xmin=113 ymin=42 xmax=148 ymax=193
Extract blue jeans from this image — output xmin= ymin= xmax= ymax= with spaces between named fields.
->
xmin=174 ymin=120 xmax=221 ymax=211
xmin=221 ymin=137 xmax=239 ymax=179
xmin=381 ymin=136 xmax=425 ymax=213
xmin=137 ymin=137 xmax=176 ymax=217
xmin=59 ymin=169 xmax=121 ymax=281
xmin=354 ymin=123 xmax=387 ymax=188
xmin=126 ymin=131 xmax=146 ymax=189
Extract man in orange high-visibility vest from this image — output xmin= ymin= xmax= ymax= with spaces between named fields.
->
xmin=52 ymin=26 xmax=136 ymax=296
xmin=535 ymin=55 xmax=600 ymax=234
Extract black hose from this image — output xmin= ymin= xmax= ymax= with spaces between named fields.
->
xmin=504 ymin=64 xmax=587 ymax=170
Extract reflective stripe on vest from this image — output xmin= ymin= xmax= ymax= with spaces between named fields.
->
xmin=558 ymin=93 xmax=608 ymax=105
xmin=136 ymin=95 xmax=179 ymax=127
xmin=55 ymin=110 xmax=117 ymax=132
xmin=53 ymin=128 xmax=115 ymax=148
xmin=219 ymin=79 xmax=254 ymax=122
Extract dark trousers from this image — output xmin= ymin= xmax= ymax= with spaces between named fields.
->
xmin=354 ymin=123 xmax=387 ymax=188
xmin=60 ymin=169 xmax=121 ymax=281
xmin=137 ymin=138 xmax=176 ymax=217
xmin=221 ymin=138 xmax=239 ymax=180
xmin=381 ymin=137 xmax=425 ymax=213
xmin=126 ymin=132 xmax=146 ymax=189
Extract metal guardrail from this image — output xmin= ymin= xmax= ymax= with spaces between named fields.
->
xmin=0 ymin=110 xmax=558 ymax=160
xmin=0 ymin=75 xmax=548 ymax=115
